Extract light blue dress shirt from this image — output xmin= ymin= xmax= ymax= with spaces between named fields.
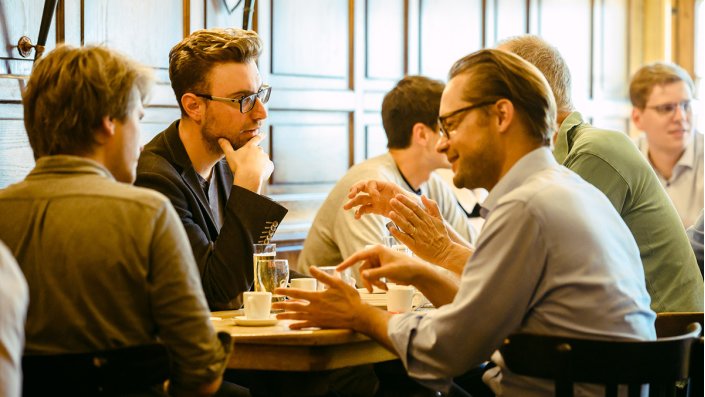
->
xmin=387 ymin=147 xmax=655 ymax=396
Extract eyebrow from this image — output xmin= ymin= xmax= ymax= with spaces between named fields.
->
xmin=225 ymin=85 xmax=264 ymax=98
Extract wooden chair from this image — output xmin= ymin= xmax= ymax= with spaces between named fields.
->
xmin=655 ymin=312 xmax=704 ymax=397
xmin=22 ymin=343 xmax=170 ymax=396
xmin=655 ymin=312 xmax=704 ymax=338
xmin=500 ymin=323 xmax=701 ymax=397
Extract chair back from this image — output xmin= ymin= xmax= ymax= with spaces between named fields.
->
xmin=500 ymin=323 xmax=701 ymax=397
xmin=22 ymin=343 xmax=170 ymax=396
xmin=655 ymin=312 xmax=704 ymax=338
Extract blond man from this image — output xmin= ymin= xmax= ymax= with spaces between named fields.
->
xmin=0 ymin=45 xmax=231 ymax=395
xmin=630 ymin=62 xmax=703 ymax=227
xmin=136 ymin=29 xmax=288 ymax=310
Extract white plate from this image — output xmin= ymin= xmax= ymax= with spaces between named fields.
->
xmin=233 ymin=315 xmax=278 ymax=327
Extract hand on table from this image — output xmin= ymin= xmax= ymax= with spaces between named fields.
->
xmin=273 ymin=266 xmax=368 ymax=330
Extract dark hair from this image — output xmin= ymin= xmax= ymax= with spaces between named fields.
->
xmin=381 ymin=75 xmax=445 ymax=149
xmin=23 ymin=44 xmax=153 ymax=159
xmin=169 ymin=28 xmax=262 ymax=116
xmin=449 ymin=49 xmax=556 ymax=145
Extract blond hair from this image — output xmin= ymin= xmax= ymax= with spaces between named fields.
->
xmin=169 ymin=28 xmax=262 ymax=115
xmin=498 ymin=35 xmax=573 ymax=115
xmin=449 ymin=49 xmax=557 ymax=145
xmin=629 ymin=62 xmax=695 ymax=109
xmin=23 ymin=45 xmax=153 ymax=159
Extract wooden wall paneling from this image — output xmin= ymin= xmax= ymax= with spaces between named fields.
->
xmin=486 ymin=0 xmax=528 ymax=46
xmin=672 ymin=0 xmax=695 ymax=76
xmin=418 ymin=0 xmax=483 ymax=81
xmin=534 ymin=0 xmax=593 ymax=106
xmin=204 ymin=0 xmax=246 ymax=30
xmin=268 ymin=110 xmax=350 ymax=185
xmin=590 ymin=0 xmax=632 ymax=133
xmin=363 ymin=112 xmax=387 ymax=160
xmin=82 ymin=0 xmax=183 ymax=82
xmin=267 ymin=0 xmax=350 ymax=90
xmin=365 ymin=0 xmax=405 ymax=82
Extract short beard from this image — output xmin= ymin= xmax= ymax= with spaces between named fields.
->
xmin=201 ymin=110 xmax=225 ymax=156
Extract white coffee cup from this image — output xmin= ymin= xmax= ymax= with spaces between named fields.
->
xmin=290 ymin=278 xmax=317 ymax=291
xmin=244 ymin=291 xmax=272 ymax=319
xmin=317 ymin=266 xmax=355 ymax=290
xmin=387 ymin=285 xmax=414 ymax=313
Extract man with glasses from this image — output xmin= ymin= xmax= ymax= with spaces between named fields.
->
xmin=630 ymin=62 xmax=703 ymax=227
xmin=136 ymin=28 xmax=288 ymax=310
xmin=275 ymin=49 xmax=655 ymax=397
xmin=298 ymin=76 xmax=476 ymax=283
xmin=499 ymin=35 xmax=702 ymax=313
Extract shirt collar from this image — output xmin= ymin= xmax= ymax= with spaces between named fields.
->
xmin=479 ymin=147 xmax=557 ymax=218
xmin=553 ymin=111 xmax=585 ymax=163
xmin=27 ymin=155 xmax=114 ymax=180
xmin=637 ymin=131 xmax=698 ymax=172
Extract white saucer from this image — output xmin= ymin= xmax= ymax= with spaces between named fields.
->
xmin=233 ymin=315 xmax=278 ymax=327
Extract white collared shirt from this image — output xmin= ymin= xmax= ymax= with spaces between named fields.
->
xmin=635 ymin=132 xmax=704 ymax=227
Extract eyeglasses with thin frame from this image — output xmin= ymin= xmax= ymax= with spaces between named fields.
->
xmin=645 ymin=100 xmax=691 ymax=116
xmin=194 ymin=85 xmax=271 ymax=114
xmin=438 ymin=100 xmax=497 ymax=138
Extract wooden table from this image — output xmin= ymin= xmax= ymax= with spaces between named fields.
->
xmin=211 ymin=310 xmax=398 ymax=372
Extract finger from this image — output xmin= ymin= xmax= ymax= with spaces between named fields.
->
xmin=342 ymin=194 xmax=371 ymax=211
xmin=274 ymin=287 xmax=319 ymax=301
xmin=347 ymin=181 xmax=367 ymax=199
xmin=394 ymin=194 xmax=430 ymax=223
xmin=420 ymin=195 xmax=442 ymax=218
xmin=361 ymin=269 xmax=391 ymax=291
xmin=310 ymin=266 xmax=346 ymax=289
xmin=337 ymin=245 xmax=376 ymax=272
xmin=272 ymin=299 xmax=311 ymax=312
xmin=389 ymin=226 xmax=414 ymax=246
xmin=287 ymin=320 xmax=318 ymax=330
xmin=218 ymin=138 xmax=235 ymax=154
xmin=244 ymin=133 xmax=264 ymax=147
xmin=388 ymin=206 xmax=418 ymax=234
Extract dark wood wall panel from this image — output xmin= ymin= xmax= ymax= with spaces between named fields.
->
xmin=268 ymin=111 xmax=350 ymax=184
xmin=419 ymin=0 xmax=483 ymax=80
xmin=271 ymin=0 xmax=349 ymax=81
xmin=365 ymin=0 xmax=405 ymax=80
xmin=83 ymin=0 xmax=183 ymax=75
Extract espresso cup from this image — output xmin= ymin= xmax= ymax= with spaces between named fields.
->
xmin=290 ymin=278 xmax=317 ymax=291
xmin=387 ymin=285 xmax=414 ymax=313
xmin=244 ymin=291 xmax=272 ymax=319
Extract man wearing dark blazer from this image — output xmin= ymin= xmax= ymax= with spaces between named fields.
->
xmin=136 ymin=28 xmax=287 ymax=310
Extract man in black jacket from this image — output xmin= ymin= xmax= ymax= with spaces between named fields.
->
xmin=136 ymin=28 xmax=287 ymax=310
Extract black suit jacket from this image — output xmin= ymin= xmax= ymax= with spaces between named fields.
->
xmin=135 ymin=121 xmax=288 ymax=310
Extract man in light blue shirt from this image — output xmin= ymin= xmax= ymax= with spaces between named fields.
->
xmin=274 ymin=49 xmax=655 ymax=396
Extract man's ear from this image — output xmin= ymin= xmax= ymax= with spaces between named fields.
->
xmin=411 ymin=122 xmax=431 ymax=146
xmin=494 ymin=99 xmax=514 ymax=133
xmin=631 ymin=107 xmax=644 ymax=130
xmin=181 ymin=93 xmax=204 ymax=122
xmin=94 ymin=116 xmax=115 ymax=145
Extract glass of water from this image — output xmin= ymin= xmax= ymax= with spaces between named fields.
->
xmin=258 ymin=259 xmax=289 ymax=301
xmin=253 ymin=243 xmax=276 ymax=292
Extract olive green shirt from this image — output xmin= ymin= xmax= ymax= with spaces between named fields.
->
xmin=554 ymin=112 xmax=703 ymax=312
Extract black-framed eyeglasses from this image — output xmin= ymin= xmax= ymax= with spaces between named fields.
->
xmin=645 ymin=100 xmax=691 ymax=116
xmin=438 ymin=100 xmax=497 ymax=138
xmin=194 ymin=85 xmax=271 ymax=114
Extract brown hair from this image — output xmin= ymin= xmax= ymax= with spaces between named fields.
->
xmin=449 ymin=48 xmax=556 ymax=145
xmin=23 ymin=44 xmax=153 ymax=159
xmin=497 ymin=35 xmax=573 ymax=115
xmin=382 ymin=76 xmax=445 ymax=149
xmin=629 ymin=62 xmax=694 ymax=109
xmin=169 ymin=28 xmax=262 ymax=115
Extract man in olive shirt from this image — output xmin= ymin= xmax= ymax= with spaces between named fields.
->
xmin=499 ymin=35 xmax=703 ymax=312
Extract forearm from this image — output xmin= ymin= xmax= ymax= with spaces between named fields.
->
xmin=410 ymin=264 xmax=459 ymax=307
xmin=437 ymin=242 xmax=472 ymax=276
xmin=353 ymin=304 xmax=396 ymax=352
